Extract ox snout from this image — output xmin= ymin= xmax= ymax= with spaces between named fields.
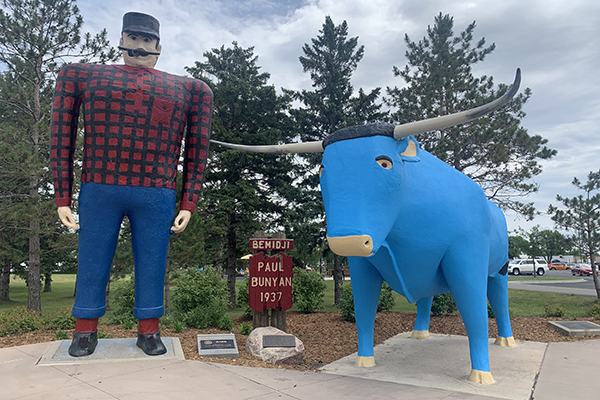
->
xmin=327 ymin=235 xmax=374 ymax=257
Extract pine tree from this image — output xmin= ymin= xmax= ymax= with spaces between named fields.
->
xmin=289 ymin=16 xmax=386 ymax=303
xmin=186 ymin=42 xmax=297 ymax=306
xmin=386 ymin=13 xmax=555 ymax=218
xmin=0 ymin=0 xmax=117 ymax=312
xmin=548 ymin=171 xmax=600 ymax=298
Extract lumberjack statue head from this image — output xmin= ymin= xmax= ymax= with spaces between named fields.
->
xmin=119 ymin=12 xmax=162 ymax=69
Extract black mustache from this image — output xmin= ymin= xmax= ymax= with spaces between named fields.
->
xmin=118 ymin=47 xmax=160 ymax=57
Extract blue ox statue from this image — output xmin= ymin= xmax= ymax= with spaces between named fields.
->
xmin=212 ymin=69 xmax=521 ymax=384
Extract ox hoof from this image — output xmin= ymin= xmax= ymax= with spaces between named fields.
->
xmin=355 ymin=356 xmax=375 ymax=367
xmin=468 ymin=370 xmax=495 ymax=384
xmin=494 ymin=336 xmax=516 ymax=347
xmin=411 ymin=330 xmax=430 ymax=339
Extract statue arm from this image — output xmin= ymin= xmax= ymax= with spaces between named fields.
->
xmin=51 ymin=64 xmax=84 ymax=212
xmin=179 ymin=80 xmax=213 ymax=214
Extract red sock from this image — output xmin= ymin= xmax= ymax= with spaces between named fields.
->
xmin=138 ymin=318 xmax=160 ymax=335
xmin=75 ymin=318 xmax=98 ymax=333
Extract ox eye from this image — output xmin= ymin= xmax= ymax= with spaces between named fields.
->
xmin=319 ymin=165 xmax=324 ymax=177
xmin=376 ymin=156 xmax=393 ymax=169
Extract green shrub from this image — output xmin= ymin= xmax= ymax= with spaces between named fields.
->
xmin=171 ymin=267 xmax=232 ymax=330
xmin=55 ymin=330 xmax=69 ymax=340
xmin=236 ymin=277 xmax=253 ymax=318
xmin=121 ymin=320 xmax=135 ymax=330
xmin=586 ymin=303 xmax=600 ymax=320
xmin=337 ymin=282 xmax=398 ymax=321
xmin=97 ymin=331 xmax=113 ymax=339
xmin=337 ymin=284 xmax=355 ymax=322
xmin=487 ymin=302 xmax=495 ymax=319
xmin=292 ymin=268 xmax=326 ymax=314
xmin=0 ymin=307 xmax=42 ymax=337
xmin=239 ymin=321 xmax=253 ymax=335
xmin=377 ymin=283 xmax=395 ymax=312
xmin=172 ymin=319 xmax=186 ymax=333
xmin=431 ymin=293 xmax=457 ymax=316
xmin=543 ymin=304 xmax=567 ymax=318
xmin=107 ymin=279 xmax=136 ymax=324
xmin=46 ymin=308 xmax=76 ymax=330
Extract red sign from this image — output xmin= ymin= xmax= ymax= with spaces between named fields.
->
xmin=249 ymin=252 xmax=293 ymax=312
xmin=249 ymin=239 xmax=294 ymax=251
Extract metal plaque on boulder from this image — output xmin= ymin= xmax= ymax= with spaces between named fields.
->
xmin=197 ymin=333 xmax=239 ymax=358
xmin=263 ymin=335 xmax=296 ymax=348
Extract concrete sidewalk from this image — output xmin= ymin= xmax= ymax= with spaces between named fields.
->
xmin=1 ymin=334 xmax=599 ymax=400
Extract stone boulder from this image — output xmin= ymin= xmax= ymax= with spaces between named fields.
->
xmin=245 ymin=326 xmax=304 ymax=365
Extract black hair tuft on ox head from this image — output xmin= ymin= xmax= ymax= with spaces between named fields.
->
xmin=323 ymin=123 xmax=396 ymax=148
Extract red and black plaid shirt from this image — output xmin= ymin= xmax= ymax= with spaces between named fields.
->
xmin=50 ymin=63 xmax=213 ymax=212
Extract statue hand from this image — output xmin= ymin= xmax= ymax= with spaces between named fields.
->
xmin=171 ymin=210 xmax=192 ymax=234
xmin=57 ymin=206 xmax=80 ymax=230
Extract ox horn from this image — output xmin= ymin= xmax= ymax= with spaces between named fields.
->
xmin=393 ymin=68 xmax=521 ymax=140
xmin=210 ymin=68 xmax=521 ymax=154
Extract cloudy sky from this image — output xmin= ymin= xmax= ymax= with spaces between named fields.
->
xmin=78 ymin=0 xmax=599 ymax=233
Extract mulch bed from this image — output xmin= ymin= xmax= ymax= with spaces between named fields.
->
xmin=1 ymin=312 xmax=599 ymax=371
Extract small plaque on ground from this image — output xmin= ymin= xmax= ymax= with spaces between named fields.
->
xmin=197 ymin=333 xmax=239 ymax=358
xmin=548 ymin=320 xmax=600 ymax=337
xmin=263 ymin=335 xmax=296 ymax=348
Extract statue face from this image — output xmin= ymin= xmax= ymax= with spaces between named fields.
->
xmin=120 ymin=32 xmax=162 ymax=68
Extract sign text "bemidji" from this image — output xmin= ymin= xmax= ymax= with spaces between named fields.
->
xmin=249 ymin=239 xmax=294 ymax=251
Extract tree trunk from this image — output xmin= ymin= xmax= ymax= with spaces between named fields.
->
xmin=589 ymin=248 xmax=600 ymax=299
xmin=27 ymin=212 xmax=42 ymax=313
xmin=270 ymin=309 xmax=286 ymax=332
xmin=27 ymin=80 xmax=42 ymax=313
xmin=253 ymin=310 xmax=269 ymax=328
xmin=164 ymin=263 xmax=171 ymax=315
xmin=105 ymin=279 xmax=111 ymax=310
xmin=43 ymin=272 xmax=52 ymax=292
xmin=226 ymin=214 xmax=237 ymax=308
xmin=333 ymin=255 xmax=343 ymax=304
xmin=0 ymin=262 xmax=10 ymax=302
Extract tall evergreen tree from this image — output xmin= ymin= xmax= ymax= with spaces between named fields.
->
xmin=289 ymin=16 xmax=386 ymax=303
xmin=548 ymin=171 xmax=600 ymax=298
xmin=186 ymin=42 xmax=297 ymax=306
xmin=0 ymin=0 xmax=117 ymax=312
xmin=386 ymin=13 xmax=555 ymax=218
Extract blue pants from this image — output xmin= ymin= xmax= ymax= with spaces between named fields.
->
xmin=72 ymin=182 xmax=175 ymax=320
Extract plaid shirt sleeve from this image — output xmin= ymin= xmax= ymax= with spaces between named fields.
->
xmin=50 ymin=64 xmax=86 ymax=207
xmin=179 ymin=79 xmax=213 ymax=213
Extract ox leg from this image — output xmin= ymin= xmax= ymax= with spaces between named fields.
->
xmin=444 ymin=259 xmax=494 ymax=384
xmin=412 ymin=296 xmax=432 ymax=339
xmin=348 ymin=257 xmax=382 ymax=367
xmin=488 ymin=273 xmax=516 ymax=347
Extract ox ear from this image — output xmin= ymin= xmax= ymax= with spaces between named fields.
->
xmin=398 ymin=137 xmax=420 ymax=162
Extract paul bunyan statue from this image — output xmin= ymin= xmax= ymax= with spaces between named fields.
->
xmin=50 ymin=12 xmax=213 ymax=357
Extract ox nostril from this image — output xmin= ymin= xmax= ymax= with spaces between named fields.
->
xmin=364 ymin=240 xmax=370 ymax=246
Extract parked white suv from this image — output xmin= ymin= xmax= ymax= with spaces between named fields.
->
xmin=508 ymin=259 xmax=548 ymax=276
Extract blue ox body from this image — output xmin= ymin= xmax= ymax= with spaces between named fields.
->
xmin=210 ymin=69 xmax=521 ymax=384
xmin=320 ymin=124 xmax=514 ymax=384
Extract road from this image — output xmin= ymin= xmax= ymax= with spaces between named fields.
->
xmin=508 ymin=269 xmax=599 ymax=297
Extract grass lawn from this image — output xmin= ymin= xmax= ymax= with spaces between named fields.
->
xmin=1 ymin=274 xmax=597 ymax=319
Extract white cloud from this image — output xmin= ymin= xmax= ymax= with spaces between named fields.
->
xmin=76 ymin=0 xmax=600 ymax=233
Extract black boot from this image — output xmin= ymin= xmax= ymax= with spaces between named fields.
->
xmin=69 ymin=330 xmax=98 ymax=357
xmin=136 ymin=331 xmax=167 ymax=356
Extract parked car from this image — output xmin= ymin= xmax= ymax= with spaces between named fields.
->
xmin=572 ymin=263 xmax=592 ymax=276
xmin=549 ymin=262 xmax=570 ymax=271
xmin=508 ymin=259 xmax=548 ymax=276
